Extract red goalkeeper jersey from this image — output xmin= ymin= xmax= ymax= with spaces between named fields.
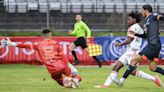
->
xmin=17 ymin=39 xmax=69 ymax=74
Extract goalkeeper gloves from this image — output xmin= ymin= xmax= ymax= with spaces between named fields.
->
xmin=1 ymin=38 xmax=17 ymax=46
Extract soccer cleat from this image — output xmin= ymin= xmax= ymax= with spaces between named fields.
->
xmin=72 ymin=74 xmax=82 ymax=82
xmin=112 ymin=77 xmax=122 ymax=87
xmin=154 ymin=75 xmax=164 ymax=87
xmin=118 ymin=81 xmax=123 ymax=87
xmin=98 ymin=61 xmax=102 ymax=68
xmin=72 ymin=78 xmax=80 ymax=88
xmin=73 ymin=60 xmax=80 ymax=65
xmin=94 ymin=84 xmax=109 ymax=88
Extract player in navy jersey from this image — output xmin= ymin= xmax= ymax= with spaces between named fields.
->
xmin=118 ymin=4 xmax=164 ymax=87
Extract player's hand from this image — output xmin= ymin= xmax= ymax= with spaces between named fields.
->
xmin=0 ymin=39 xmax=8 ymax=46
xmin=1 ymin=38 xmax=17 ymax=46
xmin=114 ymin=42 xmax=122 ymax=46
xmin=68 ymin=30 xmax=72 ymax=35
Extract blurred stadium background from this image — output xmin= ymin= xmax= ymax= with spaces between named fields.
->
xmin=0 ymin=0 xmax=164 ymax=32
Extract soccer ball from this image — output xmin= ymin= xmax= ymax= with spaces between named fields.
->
xmin=63 ymin=77 xmax=73 ymax=88
xmin=63 ymin=77 xmax=79 ymax=88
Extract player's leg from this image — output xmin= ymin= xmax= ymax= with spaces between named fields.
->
xmin=120 ymin=44 xmax=163 ymax=86
xmin=120 ymin=54 xmax=143 ymax=85
xmin=51 ymin=70 xmax=64 ymax=86
xmin=149 ymin=60 xmax=164 ymax=75
xmin=79 ymin=37 xmax=102 ymax=68
xmin=69 ymin=41 xmax=79 ymax=65
xmin=78 ymin=37 xmax=102 ymax=68
xmin=131 ymin=69 xmax=163 ymax=87
xmin=84 ymin=47 xmax=102 ymax=68
xmin=63 ymin=66 xmax=80 ymax=88
xmin=68 ymin=63 xmax=82 ymax=81
xmin=108 ymin=61 xmax=124 ymax=85
xmin=132 ymin=69 xmax=155 ymax=80
xmin=94 ymin=61 xmax=124 ymax=88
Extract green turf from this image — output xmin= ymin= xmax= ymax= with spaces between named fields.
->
xmin=0 ymin=64 xmax=164 ymax=92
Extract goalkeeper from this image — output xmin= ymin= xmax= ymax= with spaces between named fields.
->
xmin=68 ymin=14 xmax=101 ymax=68
xmin=1 ymin=29 xmax=81 ymax=88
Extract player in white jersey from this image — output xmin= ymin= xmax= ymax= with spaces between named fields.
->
xmin=119 ymin=23 xmax=143 ymax=66
xmin=94 ymin=12 xmax=163 ymax=88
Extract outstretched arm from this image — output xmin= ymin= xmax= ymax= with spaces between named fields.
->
xmin=157 ymin=15 xmax=164 ymax=21
xmin=115 ymin=31 xmax=134 ymax=46
xmin=17 ymin=43 xmax=38 ymax=50
xmin=115 ymin=36 xmax=133 ymax=46
xmin=1 ymin=38 xmax=38 ymax=50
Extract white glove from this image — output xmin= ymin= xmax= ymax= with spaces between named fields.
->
xmin=0 ymin=38 xmax=17 ymax=46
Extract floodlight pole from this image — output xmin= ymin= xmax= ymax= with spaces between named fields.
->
xmin=122 ymin=0 xmax=126 ymax=31
xmin=46 ymin=0 xmax=49 ymax=29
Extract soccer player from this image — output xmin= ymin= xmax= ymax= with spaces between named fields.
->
xmin=1 ymin=29 xmax=81 ymax=88
xmin=119 ymin=4 xmax=164 ymax=87
xmin=68 ymin=14 xmax=102 ymax=67
xmin=94 ymin=11 xmax=163 ymax=88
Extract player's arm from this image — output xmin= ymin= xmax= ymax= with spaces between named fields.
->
xmin=0 ymin=38 xmax=38 ymax=50
xmin=82 ymin=22 xmax=91 ymax=39
xmin=157 ymin=15 xmax=164 ymax=21
xmin=69 ymin=24 xmax=77 ymax=36
xmin=17 ymin=43 xmax=38 ymax=50
xmin=82 ymin=22 xmax=91 ymax=43
xmin=69 ymin=30 xmax=76 ymax=35
xmin=115 ymin=31 xmax=134 ymax=46
xmin=134 ymin=32 xmax=147 ymax=38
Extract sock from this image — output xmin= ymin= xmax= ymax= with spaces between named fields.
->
xmin=103 ymin=71 xmax=118 ymax=86
xmin=135 ymin=70 xmax=155 ymax=81
xmin=110 ymin=71 xmax=120 ymax=84
xmin=123 ymin=65 xmax=136 ymax=79
xmin=120 ymin=78 xmax=125 ymax=83
xmin=104 ymin=75 xmax=112 ymax=86
xmin=92 ymin=56 xmax=102 ymax=68
xmin=110 ymin=71 xmax=118 ymax=80
xmin=155 ymin=67 xmax=164 ymax=75
xmin=92 ymin=56 xmax=99 ymax=62
xmin=74 ymin=74 xmax=82 ymax=81
xmin=71 ymin=50 xmax=78 ymax=61
xmin=68 ymin=63 xmax=78 ymax=76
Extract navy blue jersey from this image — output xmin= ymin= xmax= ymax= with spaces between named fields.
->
xmin=144 ymin=13 xmax=161 ymax=45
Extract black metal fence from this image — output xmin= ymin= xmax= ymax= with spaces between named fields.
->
xmin=0 ymin=0 xmax=164 ymax=31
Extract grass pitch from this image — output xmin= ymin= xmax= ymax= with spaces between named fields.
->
xmin=0 ymin=64 xmax=164 ymax=92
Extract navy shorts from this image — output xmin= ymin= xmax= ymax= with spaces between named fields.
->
xmin=74 ymin=37 xmax=87 ymax=49
xmin=139 ymin=44 xmax=161 ymax=60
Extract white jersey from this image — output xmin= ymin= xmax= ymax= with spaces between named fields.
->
xmin=118 ymin=23 xmax=144 ymax=65
xmin=127 ymin=23 xmax=144 ymax=51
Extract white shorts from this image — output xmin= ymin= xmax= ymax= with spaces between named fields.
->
xmin=118 ymin=49 xmax=140 ymax=65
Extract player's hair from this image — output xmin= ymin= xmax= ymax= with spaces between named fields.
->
xmin=42 ymin=29 xmax=51 ymax=34
xmin=42 ymin=29 xmax=51 ymax=38
xmin=143 ymin=4 xmax=152 ymax=13
xmin=128 ymin=11 xmax=141 ymax=23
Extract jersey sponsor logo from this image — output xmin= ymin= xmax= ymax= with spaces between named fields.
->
xmin=43 ymin=45 xmax=55 ymax=60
